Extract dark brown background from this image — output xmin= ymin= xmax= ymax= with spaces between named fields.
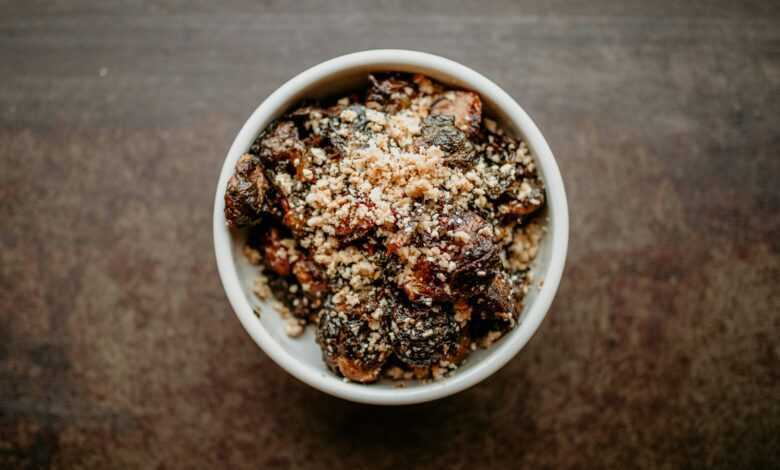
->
xmin=2 ymin=1 xmax=779 ymax=468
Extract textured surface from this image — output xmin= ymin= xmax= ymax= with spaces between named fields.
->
xmin=1 ymin=1 xmax=779 ymax=468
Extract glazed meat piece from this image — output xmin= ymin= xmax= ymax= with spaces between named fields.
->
xmin=442 ymin=327 xmax=472 ymax=365
xmin=430 ymin=91 xmax=482 ymax=137
xmin=471 ymin=271 xmax=516 ymax=324
xmin=399 ymin=211 xmax=498 ymax=302
xmin=256 ymin=226 xmax=298 ymax=277
xmin=417 ymin=115 xmax=475 ymax=166
xmin=266 ymin=275 xmax=311 ymax=319
xmin=292 ymin=259 xmax=328 ymax=308
xmin=250 ymin=225 xmax=328 ymax=307
xmin=399 ymin=257 xmax=450 ymax=302
xmin=335 ymin=198 xmax=376 ymax=245
xmin=288 ymin=104 xmax=326 ymax=135
xmin=251 ymin=120 xmax=306 ymax=170
xmin=326 ymin=104 xmax=373 ymax=156
xmin=385 ymin=299 xmax=464 ymax=367
xmin=316 ymin=305 xmax=391 ymax=383
xmin=446 ymin=211 xmax=500 ymax=294
xmin=224 ymin=154 xmax=269 ymax=227
xmin=247 ymin=120 xmax=313 ymax=233
xmin=365 ymin=74 xmax=415 ymax=113
xmin=500 ymin=178 xmax=545 ymax=217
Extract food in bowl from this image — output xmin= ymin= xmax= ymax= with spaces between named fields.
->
xmin=224 ymin=73 xmax=545 ymax=383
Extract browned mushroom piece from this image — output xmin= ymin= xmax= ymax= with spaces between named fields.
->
xmin=261 ymin=170 xmax=308 ymax=236
xmin=247 ymin=120 xmax=316 ymax=232
xmin=316 ymin=305 xmax=391 ymax=383
xmin=441 ymin=327 xmax=472 ymax=365
xmin=399 ymin=256 xmax=451 ymax=303
xmin=335 ymin=198 xmax=376 ymax=245
xmin=385 ymin=298 xmax=463 ymax=368
xmin=397 ymin=211 xmax=498 ymax=303
xmin=224 ymin=153 xmax=269 ymax=227
xmin=291 ymin=258 xmax=329 ymax=308
xmin=265 ymin=275 xmax=309 ymax=319
xmin=288 ymin=104 xmax=326 ymax=129
xmin=336 ymin=216 xmax=375 ymax=245
xmin=247 ymin=225 xmax=325 ymax=319
xmin=500 ymin=178 xmax=546 ymax=217
xmin=394 ymin=213 xmax=452 ymax=301
xmin=259 ymin=226 xmax=299 ymax=277
xmin=365 ymin=74 xmax=416 ymax=113
xmin=326 ymin=104 xmax=373 ymax=156
xmin=430 ymin=91 xmax=482 ymax=137
xmin=444 ymin=211 xmax=500 ymax=296
xmin=251 ymin=120 xmax=306 ymax=168
xmin=416 ymin=114 xmax=475 ymax=166
xmin=471 ymin=271 xmax=516 ymax=324
xmin=412 ymin=73 xmax=445 ymax=94
xmin=261 ymin=194 xmax=303 ymax=237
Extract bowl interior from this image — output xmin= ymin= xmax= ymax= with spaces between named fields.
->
xmin=215 ymin=53 xmax=565 ymax=404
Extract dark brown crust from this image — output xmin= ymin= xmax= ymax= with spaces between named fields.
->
xmin=316 ymin=304 xmax=391 ymax=383
xmin=500 ymin=178 xmax=546 ymax=217
xmin=472 ymin=271 xmax=516 ymax=322
xmin=366 ymin=74 xmax=415 ymax=113
xmin=398 ymin=211 xmax=498 ymax=303
xmin=430 ymin=91 xmax=483 ymax=137
xmin=291 ymin=259 xmax=328 ymax=308
xmin=260 ymin=227 xmax=295 ymax=277
xmin=385 ymin=297 xmax=463 ymax=368
xmin=252 ymin=120 xmax=306 ymax=168
xmin=224 ymin=154 xmax=268 ymax=227
xmin=335 ymin=198 xmax=376 ymax=245
xmin=416 ymin=114 xmax=475 ymax=166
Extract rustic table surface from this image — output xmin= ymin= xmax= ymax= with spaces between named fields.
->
xmin=2 ymin=1 xmax=779 ymax=468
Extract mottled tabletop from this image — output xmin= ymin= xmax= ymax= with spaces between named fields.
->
xmin=1 ymin=1 xmax=779 ymax=469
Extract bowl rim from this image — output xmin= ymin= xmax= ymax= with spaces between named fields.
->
xmin=213 ymin=49 xmax=569 ymax=405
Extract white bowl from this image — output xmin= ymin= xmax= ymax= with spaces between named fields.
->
xmin=213 ymin=50 xmax=569 ymax=405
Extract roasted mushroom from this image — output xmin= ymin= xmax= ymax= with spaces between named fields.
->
xmin=255 ymin=226 xmax=298 ymax=277
xmin=430 ymin=91 xmax=482 ymax=137
xmin=335 ymin=198 xmax=376 ymax=245
xmin=325 ymin=104 xmax=373 ymax=156
xmin=499 ymin=178 xmax=545 ymax=217
xmin=266 ymin=275 xmax=313 ymax=319
xmin=446 ymin=211 xmax=500 ymax=295
xmin=292 ymin=258 xmax=329 ymax=308
xmin=251 ymin=120 xmax=306 ymax=169
xmin=398 ymin=257 xmax=450 ymax=302
xmin=365 ymin=74 xmax=415 ymax=113
xmin=385 ymin=299 xmax=464 ymax=368
xmin=398 ymin=211 xmax=498 ymax=302
xmin=471 ymin=271 xmax=516 ymax=324
xmin=316 ymin=304 xmax=391 ymax=383
xmin=224 ymin=153 xmax=269 ymax=227
xmin=417 ymin=114 xmax=475 ymax=166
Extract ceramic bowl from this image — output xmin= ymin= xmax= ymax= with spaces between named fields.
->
xmin=213 ymin=49 xmax=569 ymax=405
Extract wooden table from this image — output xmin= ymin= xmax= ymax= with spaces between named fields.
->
xmin=2 ymin=1 xmax=778 ymax=468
